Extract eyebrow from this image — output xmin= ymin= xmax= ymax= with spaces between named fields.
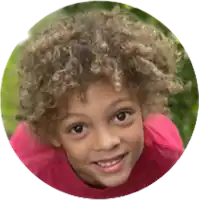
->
xmin=65 ymin=97 xmax=132 ymax=119
xmin=106 ymin=97 xmax=132 ymax=110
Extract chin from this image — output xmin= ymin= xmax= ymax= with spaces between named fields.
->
xmin=96 ymin=159 xmax=134 ymax=188
xmin=100 ymin=172 xmax=131 ymax=188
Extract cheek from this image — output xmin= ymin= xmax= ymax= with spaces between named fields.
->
xmin=122 ymin=117 xmax=144 ymax=149
xmin=60 ymin=135 xmax=92 ymax=164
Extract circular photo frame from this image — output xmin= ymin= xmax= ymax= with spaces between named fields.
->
xmin=0 ymin=1 xmax=199 ymax=199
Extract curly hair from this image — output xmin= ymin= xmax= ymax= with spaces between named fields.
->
xmin=17 ymin=8 xmax=183 ymax=141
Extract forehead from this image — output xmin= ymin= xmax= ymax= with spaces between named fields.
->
xmin=66 ymin=81 xmax=137 ymax=112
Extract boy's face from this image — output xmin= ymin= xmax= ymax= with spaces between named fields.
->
xmin=56 ymin=81 xmax=144 ymax=188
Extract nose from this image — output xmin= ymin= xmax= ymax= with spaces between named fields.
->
xmin=93 ymin=127 xmax=121 ymax=152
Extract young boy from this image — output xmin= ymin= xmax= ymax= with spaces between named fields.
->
xmin=10 ymin=8 xmax=184 ymax=198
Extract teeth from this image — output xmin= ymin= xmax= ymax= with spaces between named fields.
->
xmin=96 ymin=159 xmax=121 ymax=167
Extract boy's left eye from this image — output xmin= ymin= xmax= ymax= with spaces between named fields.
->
xmin=113 ymin=110 xmax=134 ymax=124
xmin=116 ymin=111 xmax=128 ymax=121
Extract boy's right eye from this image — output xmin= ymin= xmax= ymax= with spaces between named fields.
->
xmin=69 ymin=124 xmax=88 ymax=135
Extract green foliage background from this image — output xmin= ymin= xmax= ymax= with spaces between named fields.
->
xmin=1 ymin=1 xmax=198 ymax=147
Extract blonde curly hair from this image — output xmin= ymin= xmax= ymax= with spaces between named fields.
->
xmin=17 ymin=9 xmax=183 ymax=141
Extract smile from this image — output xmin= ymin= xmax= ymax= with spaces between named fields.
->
xmin=92 ymin=153 xmax=128 ymax=173
xmin=96 ymin=158 xmax=122 ymax=167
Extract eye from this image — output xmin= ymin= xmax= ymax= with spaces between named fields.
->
xmin=69 ymin=124 xmax=88 ymax=135
xmin=113 ymin=109 xmax=134 ymax=125
xmin=116 ymin=111 xmax=129 ymax=121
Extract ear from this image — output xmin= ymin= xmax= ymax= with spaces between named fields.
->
xmin=51 ymin=138 xmax=61 ymax=147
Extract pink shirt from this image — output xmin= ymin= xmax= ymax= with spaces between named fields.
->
xmin=10 ymin=114 xmax=184 ymax=198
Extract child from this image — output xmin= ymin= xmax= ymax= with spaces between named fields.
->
xmin=10 ymin=8 xmax=184 ymax=199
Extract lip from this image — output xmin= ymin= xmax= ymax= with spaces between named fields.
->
xmin=91 ymin=153 xmax=128 ymax=173
xmin=93 ymin=153 xmax=128 ymax=163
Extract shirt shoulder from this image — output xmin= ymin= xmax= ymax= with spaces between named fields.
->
xmin=10 ymin=123 xmax=56 ymax=175
xmin=10 ymin=123 xmax=75 ymax=193
xmin=143 ymin=114 xmax=184 ymax=176
xmin=144 ymin=113 xmax=184 ymax=151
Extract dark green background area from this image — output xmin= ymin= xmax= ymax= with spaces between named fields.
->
xmin=1 ymin=1 xmax=198 ymax=147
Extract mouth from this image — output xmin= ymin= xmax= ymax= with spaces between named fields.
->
xmin=92 ymin=153 xmax=128 ymax=173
